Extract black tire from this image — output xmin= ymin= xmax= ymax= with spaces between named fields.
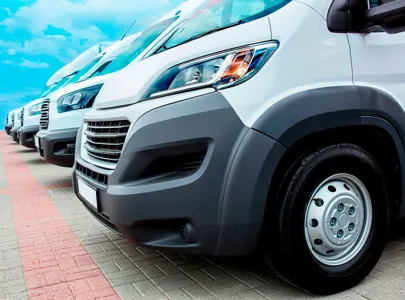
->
xmin=262 ymin=143 xmax=392 ymax=295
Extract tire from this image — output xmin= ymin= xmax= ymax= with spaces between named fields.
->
xmin=262 ymin=143 xmax=391 ymax=295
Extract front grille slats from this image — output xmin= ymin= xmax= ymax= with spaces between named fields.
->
xmin=40 ymin=99 xmax=50 ymax=129
xmin=11 ymin=113 xmax=15 ymax=127
xmin=20 ymin=108 xmax=24 ymax=127
xmin=77 ymin=163 xmax=108 ymax=185
xmin=84 ymin=120 xmax=130 ymax=164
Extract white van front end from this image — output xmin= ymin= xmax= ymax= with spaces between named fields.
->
xmin=10 ymin=108 xmax=23 ymax=143
xmin=72 ymin=0 xmax=399 ymax=294
xmin=35 ymin=75 xmax=111 ymax=167
xmin=17 ymin=99 xmax=43 ymax=148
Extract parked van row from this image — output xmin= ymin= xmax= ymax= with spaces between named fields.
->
xmin=5 ymin=0 xmax=405 ymax=295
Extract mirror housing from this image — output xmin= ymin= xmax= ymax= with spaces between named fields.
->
xmin=365 ymin=0 xmax=405 ymax=33
xmin=328 ymin=0 xmax=405 ymax=34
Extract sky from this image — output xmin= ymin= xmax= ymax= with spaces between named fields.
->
xmin=0 ymin=0 xmax=185 ymax=122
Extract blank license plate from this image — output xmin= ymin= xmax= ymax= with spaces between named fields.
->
xmin=77 ymin=177 xmax=98 ymax=210
xmin=34 ymin=136 xmax=40 ymax=148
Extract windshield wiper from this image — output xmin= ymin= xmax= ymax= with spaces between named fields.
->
xmin=166 ymin=20 xmax=246 ymax=50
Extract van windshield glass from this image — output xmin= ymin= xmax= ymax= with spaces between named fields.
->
xmin=99 ymin=16 xmax=179 ymax=76
xmin=68 ymin=56 xmax=103 ymax=84
xmin=162 ymin=0 xmax=289 ymax=50
xmin=42 ymin=75 xmax=74 ymax=97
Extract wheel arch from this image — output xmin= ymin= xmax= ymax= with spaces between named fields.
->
xmin=252 ymin=85 xmax=405 ymax=219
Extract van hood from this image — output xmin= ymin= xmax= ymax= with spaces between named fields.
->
xmin=48 ymin=74 xmax=113 ymax=102
xmin=96 ymin=17 xmax=272 ymax=109
xmin=24 ymin=97 xmax=45 ymax=108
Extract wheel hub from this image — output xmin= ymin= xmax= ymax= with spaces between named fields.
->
xmin=304 ymin=174 xmax=372 ymax=266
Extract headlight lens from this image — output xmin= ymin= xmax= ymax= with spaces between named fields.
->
xmin=57 ymin=84 xmax=103 ymax=114
xmin=142 ymin=42 xmax=278 ymax=100
xmin=28 ymin=103 xmax=42 ymax=116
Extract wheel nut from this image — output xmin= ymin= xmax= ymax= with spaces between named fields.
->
xmin=337 ymin=203 xmax=344 ymax=212
xmin=330 ymin=217 xmax=337 ymax=227
xmin=349 ymin=207 xmax=355 ymax=215
xmin=348 ymin=223 xmax=355 ymax=231
xmin=314 ymin=198 xmax=324 ymax=207
xmin=337 ymin=229 xmax=344 ymax=239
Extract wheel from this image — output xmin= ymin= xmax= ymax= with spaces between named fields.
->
xmin=262 ymin=143 xmax=391 ymax=295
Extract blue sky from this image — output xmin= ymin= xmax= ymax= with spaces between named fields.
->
xmin=0 ymin=0 xmax=185 ymax=123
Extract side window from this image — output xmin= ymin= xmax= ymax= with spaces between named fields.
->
xmin=90 ymin=61 xmax=113 ymax=78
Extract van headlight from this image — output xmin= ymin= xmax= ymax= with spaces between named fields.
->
xmin=142 ymin=42 xmax=278 ymax=100
xmin=57 ymin=84 xmax=103 ymax=113
xmin=28 ymin=103 xmax=43 ymax=116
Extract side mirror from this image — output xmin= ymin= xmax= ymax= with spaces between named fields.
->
xmin=366 ymin=0 xmax=405 ymax=33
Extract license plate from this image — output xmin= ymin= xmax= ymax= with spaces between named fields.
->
xmin=34 ymin=136 xmax=40 ymax=148
xmin=77 ymin=177 xmax=98 ymax=210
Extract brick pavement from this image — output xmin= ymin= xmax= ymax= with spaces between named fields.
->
xmin=3 ymin=131 xmax=405 ymax=299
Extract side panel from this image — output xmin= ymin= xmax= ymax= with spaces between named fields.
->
xmin=221 ymin=1 xmax=353 ymax=128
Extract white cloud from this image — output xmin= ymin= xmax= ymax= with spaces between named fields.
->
xmin=1 ymin=58 xmax=49 ymax=69
xmin=0 ymin=88 xmax=42 ymax=103
xmin=19 ymin=58 xmax=49 ymax=69
xmin=0 ymin=0 xmax=183 ymax=63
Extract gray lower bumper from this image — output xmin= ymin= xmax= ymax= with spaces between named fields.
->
xmin=73 ymin=92 xmax=286 ymax=256
xmin=37 ymin=128 xmax=78 ymax=167
xmin=10 ymin=127 xmax=21 ymax=143
xmin=18 ymin=126 xmax=39 ymax=148
xmin=5 ymin=125 xmax=12 ymax=135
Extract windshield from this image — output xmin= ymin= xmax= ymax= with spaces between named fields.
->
xmin=41 ymin=75 xmax=74 ymax=97
xmin=163 ymin=0 xmax=289 ymax=50
xmin=38 ymin=85 xmax=55 ymax=98
xmin=68 ymin=56 xmax=103 ymax=84
xmin=99 ymin=16 xmax=179 ymax=76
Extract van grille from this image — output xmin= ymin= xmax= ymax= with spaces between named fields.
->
xmin=20 ymin=108 xmax=25 ymax=127
xmin=11 ymin=113 xmax=15 ymax=127
xmin=40 ymin=99 xmax=50 ymax=129
xmin=84 ymin=120 xmax=130 ymax=163
xmin=77 ymin=163 xmax=108 ymax=185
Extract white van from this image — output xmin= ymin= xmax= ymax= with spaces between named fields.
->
xmin=73 ymin=0 xmax=405 ymax=294
xmin=9 ymin=107 xmax=23 ymax=142
xmin=33 ymin=33 xmax=141 ymax=166
xmin=16 ymin=43 xmax=113 ymax=147
xmin=5 ymin=111 xmax=13 ymax=135
xmin=35 ymin=0 xmax=205 ymax=168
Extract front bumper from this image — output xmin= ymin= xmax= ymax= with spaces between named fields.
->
xmin=18 ymin=126 xmax=39 ymax=148
xmin=5 ymin=125 xmax=12 ymax=135
xmin=10 ymin=127 xmax=21 ymax=143
xmin=73 ymin=92 xmax=286 ymax=256
xmin=36 ymin=128 xmax=78 ymax=167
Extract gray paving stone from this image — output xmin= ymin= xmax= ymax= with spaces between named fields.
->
xmin=138 ymin=265 xmax=166 ymax=279
xmin=84 ymin=244 xmax=104 ymax=254
xmin=237 ymin=290 xmax=267 ymax=300
xmin=99 ymin=241 xmax=119 ymax=252
xmin=106 ymin=268 xmax=142 ymax=280
xmin=110 ymin=273 xmax=148 ymax=287
xmin=116 ymin=283 xmax=142 ymax=299
xmin=114 ymin=257 xmax=135 ymax=270
xmin=165 ymin=289 xmax=194 ymax=300
xmin=133 ymin=279 xmax=161 ymax=296
xmin=152 ymin=273 xmax=196 ymax=292
xmin=98 ymin=261 xmax=120 ymax=274
xmin=6 ymin=291 xmax=29 ymax=300
xmin=199 ymin=277 xmax=250 ymax=298
xmin=183 ymin=285 xmax=216 ymax=300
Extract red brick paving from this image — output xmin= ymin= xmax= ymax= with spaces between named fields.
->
xmin=0 ymin=133 xmax=120 ymax=300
